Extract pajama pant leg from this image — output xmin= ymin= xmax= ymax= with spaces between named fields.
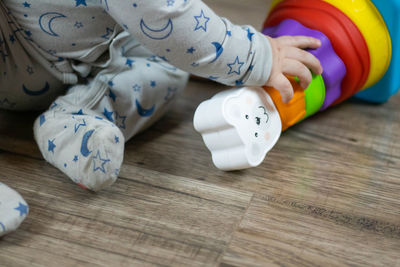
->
xmin=34 ymin=32 xmax=189 ymax=191
xmin=0 ymin=1 xmax=65 ymax=110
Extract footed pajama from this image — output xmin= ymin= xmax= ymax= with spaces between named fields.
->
xmin=0 ymin=0 xmax=269 ymax=235
xmin=0 ymin=183 xmax=28 ymax=236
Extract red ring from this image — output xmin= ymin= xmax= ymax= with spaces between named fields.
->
xmin=264 ymin=0 xmax=370 ymax=105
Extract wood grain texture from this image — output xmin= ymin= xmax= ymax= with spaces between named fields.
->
xmin=0 ymin=153 xmax=251 ymax=266
xmin=221 ymin=194 xmax=400 ymax=267
xmin=1 ymin=0 xmax=400 ymax=266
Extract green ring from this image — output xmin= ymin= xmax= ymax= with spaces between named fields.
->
xmin=304 ymin=74 xmax=325 ymax=118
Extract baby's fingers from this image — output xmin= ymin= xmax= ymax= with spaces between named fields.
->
xmin=282 ymin=58 xmax=313 ymax=89
xmin=286 ymin=47 xmax=323 ymax=75
xmin=277 ymin=36 xmax=321 ymax=50
xmin=268 ymin=74 xmax=294 ymax=103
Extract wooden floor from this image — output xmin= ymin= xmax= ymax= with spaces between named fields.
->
xmin=1 ymin=0 xmax=400 ymax=266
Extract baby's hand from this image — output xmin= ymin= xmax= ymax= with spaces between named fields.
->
xmin=266 ymin=36 xmax=323 ymax=103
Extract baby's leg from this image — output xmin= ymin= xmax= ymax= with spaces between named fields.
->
xmin=33 ymin=36 xmax=189 ymax=191
xmin=0 ymin=183 xmax=29 ymax=237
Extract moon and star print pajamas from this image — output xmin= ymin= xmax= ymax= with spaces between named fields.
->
xmin=0 ymin=0 xmax=274 ymax=236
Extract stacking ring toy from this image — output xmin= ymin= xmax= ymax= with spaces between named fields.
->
xmin=263 ymin=19 xmax=346 ymax=110
xmin=264 ymin=0 xmax=370 ymax=105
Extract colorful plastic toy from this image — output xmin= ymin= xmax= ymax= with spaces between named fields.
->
xmin=194 ymin=0 xmax=400 ymax=170
xmin=263 ymin=19 xmax=345 ymax=110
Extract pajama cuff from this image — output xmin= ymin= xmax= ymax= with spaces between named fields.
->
xmin=242 ymin=32 xmax=273 ymax=87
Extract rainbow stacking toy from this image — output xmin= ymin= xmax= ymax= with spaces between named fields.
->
xmin=194 ymin=0 xmax=400 ymax=170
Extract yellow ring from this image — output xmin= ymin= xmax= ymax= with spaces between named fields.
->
xmin=323 ymin=0 xmax=391 ymax=89
xmin=269 ymin=0 xmax=282 ymax=13
xmin=267 ymin=0 xmax=392 ymax=90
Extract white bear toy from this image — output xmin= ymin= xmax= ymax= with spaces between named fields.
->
xmin=194 ymin=87 xmax=282 ymax=170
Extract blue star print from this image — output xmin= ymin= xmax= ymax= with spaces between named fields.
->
xmin=194 ymin=10 xmax=210 ymax=32
xmin=74 ymin=22 xmax=84 ymax=28
xmin=24 ymin=30 xmax=32 ymax=37
xmin=103 ymin=108 xmax=114 ymax=122
xmin=166 ymin=0 xmax=175 ymax=6
xmin=23 ymin=2 xmax=31 ymax=8
xmin=125 ymin=58 xmax=135 ymax=68
xmin=92 ymin=150 xmax=110 ymax=173
xmin=48 ymin=139 xmax=56 ymax=153
xmin=115 ymin=136 xmax=120 ymax=143
xmin=150 ymin=81 xmax=157 ymax=87
xmin=187 ymin=47 xmax=196 ymax=54
xmin=246 ymin=28 xmax=254 ymax=42
xmin=235 ymin=79 xmax=244 ymax=86
xmin=9 ymin=35 xmax=15 ymax=44
xmin=72 ymin=109 xmax=84 ymax=115
xmin=74 ymin=117 xmax=86 ymax=133
xmin=227 ymin=56 xmax=244 ymax=75
xmin=114 ymin=112 xmax=126 ymax=129
xmin=73 ymin=155 xmax=79 ymax=162
xmin=133 ymin=84 xmax=141 ymax=92
xmin=14 ymin=202 xmax=28 ymax=216
xmin=75 ymin=0 xmax=87 ymax=7
xmin=101 ymin=27 xmax=114 ymax=40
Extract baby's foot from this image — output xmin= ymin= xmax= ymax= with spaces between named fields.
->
xmin=34 ymin=105 xmax=125 ymax=191
xmin=0 ymin=183 xmax=29 ymax=236
xmin=194 ymin=87 xmax=282 ymax=170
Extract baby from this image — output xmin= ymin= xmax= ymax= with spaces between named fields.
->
xmin=0 ymin=0 xmax=321 ymax=235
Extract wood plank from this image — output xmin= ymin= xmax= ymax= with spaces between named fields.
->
xmin=0 ymin=154 xmax=252 ymax=266
xmin=221 ymin=194 xmax=400 ymax=266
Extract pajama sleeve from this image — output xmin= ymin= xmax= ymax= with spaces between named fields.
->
xmin=102 ymin=0 xmax=273 ymax=87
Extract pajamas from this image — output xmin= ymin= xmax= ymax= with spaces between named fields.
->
xmin=0 ymin=0 xmax=274 ymax=235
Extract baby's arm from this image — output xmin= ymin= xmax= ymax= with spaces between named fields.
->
xmin=103 ymin=0 xmax=321 ymax=102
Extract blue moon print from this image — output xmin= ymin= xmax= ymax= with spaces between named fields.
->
xmin=81 ymin=129 xmax=95 ymax=157
xmin=39 ymin=12 xmax=67 ymax=37
xmin=22 ymin=82 xmax=50 ymax=96
xmin=210 ymin=42 xmax=224 ymax=64
xmin=136 ymin=99 xmax=155 ymax=117
xmin=0 ymin=222 xmax=5 ymax=233
xmin=140 ymin=19 xmax=173 ymax=40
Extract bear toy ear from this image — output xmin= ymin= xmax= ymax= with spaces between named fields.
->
xmin=0 ymin=183 xmax=29 ymax=236
xmin=193 ymin=87 xmax=282 ymax=171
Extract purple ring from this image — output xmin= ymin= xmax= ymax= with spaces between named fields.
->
xmin=263 ymin=19 xmax=346 ymax=110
